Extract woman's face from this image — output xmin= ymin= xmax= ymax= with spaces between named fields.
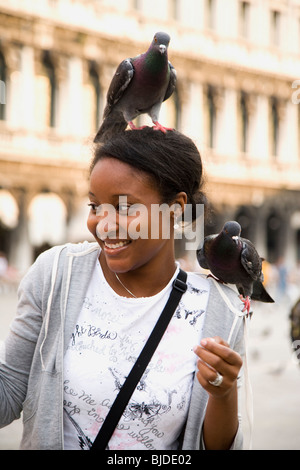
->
xmin=87 ymin=157 xmax=182 ymax=275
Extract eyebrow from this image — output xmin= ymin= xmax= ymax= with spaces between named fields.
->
xmin=88 ymin=191 xmax=143 ymax=202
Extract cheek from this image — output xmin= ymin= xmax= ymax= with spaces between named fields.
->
xmin=148 ymin=210 xmax=172 ymax=240
xmin=87 ymin=213 xmax=98 ymax=238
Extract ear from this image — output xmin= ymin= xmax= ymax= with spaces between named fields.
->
xmin=170 ymin=191 xmax=187 ymax=220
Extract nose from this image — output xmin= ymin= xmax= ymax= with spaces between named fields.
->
xmin=95 ymin=204 xmax=128 ymax=240
xmin=95 ymin=204 xmax=118 ymax=240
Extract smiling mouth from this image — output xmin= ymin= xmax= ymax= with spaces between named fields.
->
xmin=102 ymin=240 xmax=131 ymax=250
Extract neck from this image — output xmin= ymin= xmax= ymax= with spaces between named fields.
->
xmin=144 ymin=49 xmax=168 ymax=74
xmin=215 ymin=232 xmax=239 ymax=256
xmin=99 ymin=246 xmax=177 ymax=298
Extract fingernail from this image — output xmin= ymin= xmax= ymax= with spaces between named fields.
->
xmin=193 ymin=345 xmax=199 ymax=353
xmin=200 ymin=339 xmax=207 ymax=347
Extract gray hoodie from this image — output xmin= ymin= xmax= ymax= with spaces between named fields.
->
xmin=0 ymin=241 xmax=245 ymax=450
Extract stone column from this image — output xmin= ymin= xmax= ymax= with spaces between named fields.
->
xmin=9 ymin=189 xmax=33 ymax=274
xmin=19 ymin=46 xmax=35 ymax=130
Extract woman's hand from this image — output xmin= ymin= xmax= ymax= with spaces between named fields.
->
xmin=193 ymin=336 xmax=243 ymax=449
xmin=194 ymin=336 xmax=243 ymax=398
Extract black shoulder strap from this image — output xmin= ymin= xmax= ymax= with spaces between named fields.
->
xmin=90 ymin=269 xmax=187 ymax=451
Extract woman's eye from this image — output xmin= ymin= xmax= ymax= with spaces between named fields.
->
xmin=88 ymin=203 xmax=97 ymax=212
xmin=117 ymin=204 xmax=130 ymax=215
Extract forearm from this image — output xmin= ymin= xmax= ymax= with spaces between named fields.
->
xmin=0 ymin=265 xmax=43 ymax=426
xmin=203 ymin=384 xmax=238 ymax=450
xmin=0 ymin=330 xmax=35 ymax=426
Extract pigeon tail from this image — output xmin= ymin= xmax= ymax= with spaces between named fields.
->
xmin=251 ymin=280 xmax=275 ymax=303
xmin=94 ymin=111 xmax=128 ymax=143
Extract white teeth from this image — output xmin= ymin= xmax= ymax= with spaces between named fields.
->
xmin=104 ymin=240 xmax=130 ymax=249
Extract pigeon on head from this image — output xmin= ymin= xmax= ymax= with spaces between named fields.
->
xmin=94 ymin=32 xmax=177 ymax=143
xmin=197 ymin=221 xmax=274 ymax=315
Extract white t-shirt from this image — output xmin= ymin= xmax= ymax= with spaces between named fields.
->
xmin=63 ymin=260 xmax=210 ymax=450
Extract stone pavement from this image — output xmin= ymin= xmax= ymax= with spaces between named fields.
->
xmin=0 ymin=289 xmax=300 ymax=450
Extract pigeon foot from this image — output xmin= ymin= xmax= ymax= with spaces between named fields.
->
xmin=152 ymin=121 xmax=174 ymax=133
xmin=128 ymin=121 xmax=148 ymax=131
xmin=239 ymin=295 xmax=251 ymax=316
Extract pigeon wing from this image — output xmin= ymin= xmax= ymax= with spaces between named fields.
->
xmin=197 ymin=248 xmax=209 ymax=270
xmin=103 ymin=58 xmax=134 ymax=118
xmin=196 ymin=235 xmax=216 ymax=270
xmin=163 ymin=61 xmax=177 ymax=102
xmin=94 ymin=59 xmax=134 ymax=143
xmin=240 ymin=239 xmax=263 ymax=282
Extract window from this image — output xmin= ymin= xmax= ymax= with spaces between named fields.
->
xmin=42 ymin=51 xmax=57 ymax=128
xmin=206 ymin=85 xmax=217 ymax=148
xmin=0 ymin=50 xmax=6 ymax=120
xmin=270 ymin=10 xmax=280 ymax=47
xmin=89 ymin=61 xmax=101 ymax=131
xmin=240 ymin=91 xmax=249 ymax=153
xmin=270 ymin=96 xmax=279 ymax=157
xmin=169 ymin=0 xmax=180 ymax=21
xmin=239 ymin=1 xmax=250 ymax=39
xmin=297 ymin=229 xmax=300 ymax=262
xmin=298 ymin=105 xmax=300 ymax=160
xmin=132 ymin=0 xmax=141 ymax=11
xmin=205 ymin=0 xmax=216 ymax=30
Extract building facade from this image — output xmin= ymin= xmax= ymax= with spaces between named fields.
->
xmin=0 ymin=0 xmax=300 ymax=275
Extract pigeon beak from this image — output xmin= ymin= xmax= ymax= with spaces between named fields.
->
xmin=159 ymin=44 xmax=167 ymax=54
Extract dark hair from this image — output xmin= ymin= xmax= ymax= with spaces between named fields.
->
xmin=90 ymin=127 xmax=207 ymax=222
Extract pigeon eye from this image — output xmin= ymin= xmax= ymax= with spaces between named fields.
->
xmin=154 ymin=36 xmax=157 ymax=42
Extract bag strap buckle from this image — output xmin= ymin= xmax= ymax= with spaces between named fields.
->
xmin=173 ymin=277 xmax=187 ymax=294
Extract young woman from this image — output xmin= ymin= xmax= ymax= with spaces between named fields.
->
xmin=0 ymin=128 xmax=244 ymax=450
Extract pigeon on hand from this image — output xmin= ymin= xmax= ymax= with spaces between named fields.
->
xmin=197 ymin=221 xmax=274 ymax=315
xmin=94 ymin=32 xmax=177 ymax=143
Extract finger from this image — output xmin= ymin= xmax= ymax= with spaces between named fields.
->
xmin=200 ymin=337 xmax=242 ymax=367
xmin=212 ymin=336 xmax=230 ymax=348
xmin=196 ymin=357 xmax=223 ymax=388
xmin=194 ymin=341 xmax=243 ymax=381
xmin=196 ymin=348 xmax=235 ymax=380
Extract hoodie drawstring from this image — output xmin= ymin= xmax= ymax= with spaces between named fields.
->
xmin=212 ymin=278 xmax=253 ymax=450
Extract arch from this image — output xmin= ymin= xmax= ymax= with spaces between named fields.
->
xmin=28 ymin=192 xmax=67 ymax=247
xmin=266 ymin=210 xmax=284 ymax=263
xmin=0 ymin=190 xmax=19 ymax=229
xmin=235 ymin=206 xmax=256 ymax=241
xmin=0 ymin=190 xmax=19 ymax=263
